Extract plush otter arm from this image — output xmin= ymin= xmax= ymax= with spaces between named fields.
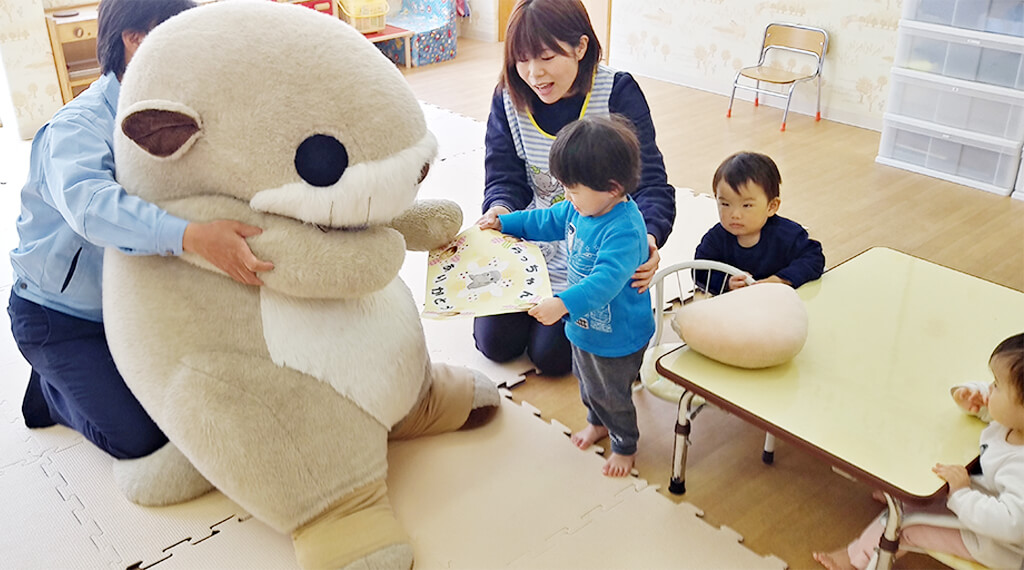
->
xmin=388 ymin=199 xmax=463 ymax=252
xmin=162 ymin=196 xmax=405 ymax=298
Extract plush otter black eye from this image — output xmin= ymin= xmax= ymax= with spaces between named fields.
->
xmin=294 ymin=134 xmax=348 ymax=187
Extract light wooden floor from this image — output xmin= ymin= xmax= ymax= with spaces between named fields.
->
xmin=401 ymin=39 xmax=1024 ymax=569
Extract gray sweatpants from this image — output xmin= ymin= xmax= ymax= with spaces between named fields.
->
xmin=571 ymin=345 xmax=645 ymax=456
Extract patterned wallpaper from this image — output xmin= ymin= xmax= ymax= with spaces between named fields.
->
xmin=0 ymin=0 xmax=64 ymax=139
xmin=608 ymin=0 xmax=901 ymax=130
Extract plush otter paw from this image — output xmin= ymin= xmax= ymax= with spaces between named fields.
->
xmin=292 ymin=480 xmax=411 ymax=570
xmin=112 ymin=442 xmax=214 ymax=506
xmin=462 ymin=369 xmax=499 ymax=430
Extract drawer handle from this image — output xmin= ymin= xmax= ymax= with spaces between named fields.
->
xmin=965 ymin=39 xmax=981 ymax=46
xmin=74 ymin=26 xmax=84 ymax=38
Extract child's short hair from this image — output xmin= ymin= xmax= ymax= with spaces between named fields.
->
xmin=549 ymin=115 xmax=640 ymax=195
xmin=712 ymin=152 xmax=782 ymax=201
xmin=992 ymin=333 xmax=1024 ymax=404
xmin=501 ymin=0 xmax=602 ymax=113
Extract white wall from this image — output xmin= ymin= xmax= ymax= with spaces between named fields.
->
xmin=607 ymin=0 xmax=901 ymax=131
xmin=459 ymin=0 xmax=499 ymax=42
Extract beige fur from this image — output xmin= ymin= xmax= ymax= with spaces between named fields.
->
xmin=675 ymin=283 xmax=809 ymax=369
xmin=103 ymin=2 xmax=496 ymax=567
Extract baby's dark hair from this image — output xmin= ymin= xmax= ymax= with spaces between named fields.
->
xmin=549 ymin=115 xmax=640 ymax=195
xmin=992 ymin=333 xmax=1024 ymax=404
xmin=712 ymin=151 xmax=782 ymax=201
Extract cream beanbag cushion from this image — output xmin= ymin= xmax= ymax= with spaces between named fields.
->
xmin=675 ymin=283 xmax=808 ymax=368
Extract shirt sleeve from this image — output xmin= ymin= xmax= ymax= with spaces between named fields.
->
xmin=947 ymin=460 xmax=1024 ymax=544
xmin=609 ymin=72 xmax=676 ymax=248
xmin=693 ymin=225 xmax=729 ymax=293
xmin=499 ymin=201 xmax=569 ymax=242
xmin=42 ymin=109 xmax=188 ymax=256
xmin=483 ymin=88 xmax=534 ymax=214
xmin=774 ymin=226 xmax=825 ymax=288
xmin=557 ymin=224 xmax=642 ymax=318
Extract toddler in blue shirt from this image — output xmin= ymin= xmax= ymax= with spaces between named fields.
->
xmin=695 ymin=152 xmax=824 ymax=292
xmin=479 ymin=115 xmax=654 ymax=477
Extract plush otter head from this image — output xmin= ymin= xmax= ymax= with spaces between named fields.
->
xmin=115 ymin=0 xmax=435 ymax=229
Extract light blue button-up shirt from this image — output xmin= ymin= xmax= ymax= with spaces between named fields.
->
xmin=10 ymin=72 xmax=189 ymax=322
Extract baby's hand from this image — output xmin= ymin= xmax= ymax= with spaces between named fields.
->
xmin=476 ymin=205 xmax=509 ymax=231
xmin=952 ymin=385 xmax=988 ymax=414
xmin=528 ymin=297 xmax=568 ymax=326
xmin=933 ymin=463 xmax=970 ymax=493
xmin=728 ymin=273 xmax=752 ymax=290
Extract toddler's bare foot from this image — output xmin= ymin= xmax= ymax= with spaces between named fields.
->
xmin=571 ymin=424 xmax=608 ymax=450
xmin=813 ymin=549 xmax=855 ymax=570
xmin=602 ymin=452 xmax=635 ymax=477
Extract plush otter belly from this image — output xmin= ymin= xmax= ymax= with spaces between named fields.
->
xmin=260 ymin=278 xmax=428 ymax=427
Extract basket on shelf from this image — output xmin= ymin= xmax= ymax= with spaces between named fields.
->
xmin=337 ymin=0 xmax=388 ymax=34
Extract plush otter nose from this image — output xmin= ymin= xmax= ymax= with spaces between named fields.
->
xmin=294 ymin=134 xmax=349 ymax=187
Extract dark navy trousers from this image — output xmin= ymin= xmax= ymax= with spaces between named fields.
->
xmin=473 ymin=311 xmax=572 ymax=376
xmin=7 ymin=290 xmax=166 ymax=459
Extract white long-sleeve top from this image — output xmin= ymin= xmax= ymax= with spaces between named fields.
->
xmin=947 ymin=421 xmax=1024 ymax=569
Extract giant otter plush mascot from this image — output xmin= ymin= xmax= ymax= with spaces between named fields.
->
xmin=103 ymin=2 xmax=498 ymax=568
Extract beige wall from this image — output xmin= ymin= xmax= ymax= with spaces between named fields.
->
xmin=0 ymin=0 xmax=64 ymax=139
xmin=608 ymin=0 xmax=901 ymax=131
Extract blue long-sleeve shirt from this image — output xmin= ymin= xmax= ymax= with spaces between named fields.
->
xmin=10 ymin=72 xmax=189 ymax=322
xmin=483 ymin=71 xmax=676 ymax=248
xmin=499 ymin=199 xmax=655 ymax=358
xmin=694 ymin=215 xmax=825 ymax=291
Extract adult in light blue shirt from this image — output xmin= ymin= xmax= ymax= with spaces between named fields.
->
xmin=7 ymin=0 xmax=273 ymax=461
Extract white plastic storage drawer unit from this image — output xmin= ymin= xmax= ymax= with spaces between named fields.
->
xmin=895 ymin=20 xmax=1024 ymax=89
xmin=1015 ymin=148 xmax=1024 ymax=198
xmin=903 ymin=0 xmax=1024 ymax=38
xmin=888 ymin=67 xmax=1024 ymax=140
xmin=877 ymin=114 xmax=1022 ymax=196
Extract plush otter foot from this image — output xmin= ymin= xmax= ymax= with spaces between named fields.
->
xmin=390 ymin=363 xmax=490 ymax=440
xmin=292 ymin=479 xmax=412 ymax=570
xmin=462 ymin=370 xmax=500 ymax=429
xmin=112 ymin=442 xmax=214 ymax=506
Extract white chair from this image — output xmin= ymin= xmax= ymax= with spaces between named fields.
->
xmin=637 ymin=260 xmax=779 ymax=477
xmin=726 ymin=22 xmax=829 ymax=132
xmin=865 ymin=510 xmax=1023 ymax=570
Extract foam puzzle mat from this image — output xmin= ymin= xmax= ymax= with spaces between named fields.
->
xmin=0 ymin=105 xmax=784 ymax=569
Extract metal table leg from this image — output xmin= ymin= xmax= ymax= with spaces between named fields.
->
xmin=874 ymin=492 xmax=903 ymax=570
xmin=669 ymin=390 xmax=698 ymax=495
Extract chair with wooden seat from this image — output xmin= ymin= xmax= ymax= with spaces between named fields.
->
xmin=727 ymin=22 xmax=829 ymax=132
xmin=864 ymin=512 xmax=1024 ymax=570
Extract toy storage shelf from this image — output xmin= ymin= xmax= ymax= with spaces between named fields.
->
xmin=878 ymin=1 xmax=1024 ymax=196
xmin=46 ymin=4 xmax=100 ymax=104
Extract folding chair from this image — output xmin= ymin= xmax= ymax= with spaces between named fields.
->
xmin=726 ymin=22 xmax=829 ymax=132
xmin=637 ymin=260 xmax=779 ymax=469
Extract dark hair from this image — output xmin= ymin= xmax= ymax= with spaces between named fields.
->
xmin=501 ymin=0 xmax=602 ymax=113
xmin=98 ymin=0 xmax=196 ymax=77
xmin=549 ymin=115 xmax=640 ymax=195
xmin=992 ymin=333 xmax=1024 ymax=404
xmin=712 ymin=151 xmax=782 ymax=201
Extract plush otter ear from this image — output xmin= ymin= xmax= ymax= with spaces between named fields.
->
xmin=120 ymin=100 xmax=202 ymax=159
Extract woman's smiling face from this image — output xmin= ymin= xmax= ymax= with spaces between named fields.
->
xmin=515 ymin=36 xmax=588 ymax=105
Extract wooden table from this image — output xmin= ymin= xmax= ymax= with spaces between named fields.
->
xmin=656 ymin=247 xmax=1024 ymax=568
xmin=364 ymin=25 xmax=414 ymax=69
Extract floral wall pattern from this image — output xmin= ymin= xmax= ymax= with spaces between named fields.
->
xmin=608 ymin=0 xmax=902 ymax=130
xmin=0 ymin=0 xmax=64 ymax=139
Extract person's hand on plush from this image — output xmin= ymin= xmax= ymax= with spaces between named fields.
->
xmin=476 ymin=206 xmax=509 ymax=231
xmin=630 ymin=234 xmax=660 ymax=293
xmin=728 ymin=272 xmax=753 ymax=290
xmin=528 ymin=296 xmax=568 ymax=326
xmin=183 ymin=220 xmax=274 ymax=285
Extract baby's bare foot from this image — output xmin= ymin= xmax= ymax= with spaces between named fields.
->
xmin=570 ymin=424 xmax=608 ymax=450
xmin=602 ymin=452 xmax=635 ymax=477
xmin=812 ymin=549 xmax=855 ymax=570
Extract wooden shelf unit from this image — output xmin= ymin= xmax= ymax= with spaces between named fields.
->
xmin=45 ymin=4 xmax=101 ymax=104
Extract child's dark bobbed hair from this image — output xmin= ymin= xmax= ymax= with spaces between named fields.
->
xmin=712 ymin=151 xmax=782 ymax=201
xmin=549 ymin=115 xmax=640 ymax=195
xmin=992 ymin=333 xmax=1024 ymax=404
